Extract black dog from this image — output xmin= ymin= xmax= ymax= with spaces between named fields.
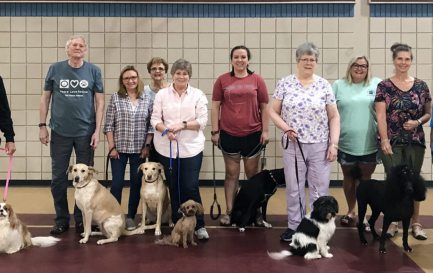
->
xmin=354 ymin=164 xmax=426 ymax=253
xmin=268 ymin=196 xmax=339 ymax=260
xmin=230 ymin=168 xmax=285 ymax=231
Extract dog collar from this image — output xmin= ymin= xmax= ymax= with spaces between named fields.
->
xmin=76 ymin=180 xmax=92 ymax=189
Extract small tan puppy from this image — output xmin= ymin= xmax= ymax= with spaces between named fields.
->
xmin=138 ymin=162 xmax=172 ymax=236
xmin=156 ymin=199 xmax=203 ymax=248
xmin=69 ymin=163 xmax=144 ymax=245
xmin=0 ymin=203 xmax=60 ymax=254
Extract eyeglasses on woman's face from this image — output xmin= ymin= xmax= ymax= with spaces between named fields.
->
xmin=122 ymin=76 xmax=138 ymax=82
xmin=352 ymin=63 xmax=368 ymax=70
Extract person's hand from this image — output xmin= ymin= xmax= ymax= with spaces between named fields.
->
xmin=260 ymin=131 xmax=269 ymax=145
xmin=4 ymin=142 xmax=16 ymax=155
xmin=141 ymin=146 xmax=150 ymax=159
xmin=284 ymin=128 xmax=298 ymax=142
xmin=90 ymin=132 xmax=99 ymax=150
xmin=109 ymin=148 xmax=120 ymax=159
xmin=326 ymin=145 xmax=338 ymax=162
xmin=169 ymin=123 xmax=184 ymax=133
xmin=403 ymin=120 xmax=419 ymax=131
xmin=211 ymin=133 xmax=219 ymax=146
xmin=166 ymin=131 xmax=177 ymax=141
xmin=39 ymin=127 xmax=50 ymax=145
xmin=381 ymin=139 xmax=393 ymax=155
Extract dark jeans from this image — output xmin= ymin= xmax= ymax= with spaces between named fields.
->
xmin=158 ymin=151 xmax=205 ymax=229
xmin=50 ymin=130 xmax=92 ymax=226
xmin=110 ymin=153 xmax=143 ymax=219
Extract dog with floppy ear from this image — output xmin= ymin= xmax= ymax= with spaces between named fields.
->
xmin=268 ymin=196 xmax=339 ymax=260
xmin=137 ymin=162 xmax=172 ymax=236
xmin=155 ymin=200 xmax=203 ymax=248
xmin=0 ymin=203 xmax=60 ymax=254
xmin=354 ymin=164 xmax=426 ymax=253
xmin=69 ymin=163 xmax=145 ymax=245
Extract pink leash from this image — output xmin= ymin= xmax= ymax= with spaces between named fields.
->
xmin=0 ymin=148 xmax=13 ymax=202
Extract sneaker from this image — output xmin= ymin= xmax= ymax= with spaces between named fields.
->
xmin=125 ymin=218 xmax=137 ymax=231
xmin=194 ymin=227 xmax=209 ymax=240
xmin=280 ymin=228 xmax=295 ymax=242
xmin=412 ymin=223 xmax=427 ymax=240
xmin=50 ymin=224 xmax=69 ymax=235
xmin=385 ymin=222 xmax=399 ymax=238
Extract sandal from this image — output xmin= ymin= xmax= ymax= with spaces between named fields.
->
xmin=386 ymin=222 xmax=399 ymax=238
xmin=363 ymin=218 xmax=371 ymax=232
xmin=412 ymin=223 xmax=428 ymax=240
xmin=219 ymin=214 xmax=231 ymax=226
xmin=340 ymin=215 xmax=355 ymax=226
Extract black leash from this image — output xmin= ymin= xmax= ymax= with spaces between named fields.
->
xmin=210 ymin=144 xmax=221 ymax=220
xmin=282 ymin=131 xmax=307 ymax=218
xmin=104 ymin=147 xmax=116 ymax=187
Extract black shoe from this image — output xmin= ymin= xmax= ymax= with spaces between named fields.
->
xmin=75 ymin=222 xmax=100 ymax=234
xmin=280 ymin=228 xmax=295 ymax=242
xmin=50 ymin=224 xmax=69 ymax=235
xmin=75 ymin=222 xmax=84 ymax=234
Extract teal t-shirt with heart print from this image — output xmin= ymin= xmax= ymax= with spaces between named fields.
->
xmin=44 ymin=60 xmax=104 ymax=137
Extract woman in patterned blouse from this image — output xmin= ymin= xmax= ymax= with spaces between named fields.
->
xmin=104 ymin=65 xmax=154 ymax=231
xmin=269 ymin=42 xmax=340 ymax=242
xmin=375 ymin=43 xmax=431 ymax=240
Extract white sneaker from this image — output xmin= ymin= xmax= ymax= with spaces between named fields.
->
xmin=194 ymin=227 xmax=209 ymax=240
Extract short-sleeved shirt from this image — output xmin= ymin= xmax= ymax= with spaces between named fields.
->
xmin=44 ymin=60 xmax=104 ymax=137
xmin=375 ymin=78 xmax=431 ymax=146
xmin=212 ymin=72 xmax=269 ymax=137
xmin=333 ymin=77 xmax=381 ymax=155
xmin=273 ymin=74 xmax=335 ymax=143
xmin=104 ymin=92 xmax=153 ymax=154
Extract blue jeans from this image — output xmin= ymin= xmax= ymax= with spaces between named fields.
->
xmin=50 ymin=130 xmax=92 ymax=226
xmin=158 ymin=152 xmax=205 ymax=229
xmin=110 ymin=153 xmax=143 ymax=219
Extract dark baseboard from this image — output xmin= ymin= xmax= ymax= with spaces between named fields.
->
xmin=2 ymin=179 xmax=433 ymax=188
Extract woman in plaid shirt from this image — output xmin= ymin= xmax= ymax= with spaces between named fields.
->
xmin=104 ymin=65 xmax=154 ymax=231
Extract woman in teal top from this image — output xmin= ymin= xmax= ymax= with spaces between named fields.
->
xmin=332 ymin=56 xmax=381 ymax=228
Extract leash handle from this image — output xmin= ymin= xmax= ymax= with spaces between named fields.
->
xmin=0 ymin=148 xmax=13 ymax=202
xmin=210 ymin=144 xmax=221 ymax=220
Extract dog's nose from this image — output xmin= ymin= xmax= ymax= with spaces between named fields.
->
xmin=74 ymin=176 xmax=80 ymax=182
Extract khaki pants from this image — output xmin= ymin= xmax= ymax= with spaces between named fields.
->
xmin=380 ymin=144 xmax=425 ymax=175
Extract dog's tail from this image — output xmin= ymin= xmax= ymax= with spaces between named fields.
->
xmin=31 ymin=236 xmax=60 ymax=247
xmin=267 ymin=250 xmax=293 ymax=260
xmin=155 ymin=236 xmax=177 ymax=246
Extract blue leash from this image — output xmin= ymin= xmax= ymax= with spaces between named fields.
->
xmin=162 ymin=129 xmax=181 ymax=205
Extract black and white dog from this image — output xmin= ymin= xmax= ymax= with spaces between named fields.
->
xmin=230 ymin=168 xmax=285 ymax=231
xmin=268 ymin=196 xmax=339 ymax=260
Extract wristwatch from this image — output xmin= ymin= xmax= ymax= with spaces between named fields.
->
xmin=38 ymin=123 xmax=47 ymax=128
xmin=211 ymin=130 xmax=220 ymax=136
xmin=183 ymin=121 xmax=187 ymax=129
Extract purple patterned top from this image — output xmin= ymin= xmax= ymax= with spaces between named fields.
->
xmin=375 ymin=78 xmax=431 ymax=145
xmin=273 ymin=74 xmax=336 ymax=143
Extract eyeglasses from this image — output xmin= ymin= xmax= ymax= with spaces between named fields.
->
xmin=122 ymin=76 xmax=138 ymax=81
xmin=151 ymin=67 xmax=165 ymax=72
xmin=352 ymin=64 xmax=368 ymax=70
xmin=299 ymin=58 xmax=316 ymax=63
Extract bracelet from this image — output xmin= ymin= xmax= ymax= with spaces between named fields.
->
xmin=161 ymin=128 xmax=169 ymax=136
xmin=211 ymin=130 xmax=219 ymax=136
xmin=417 ymin=119 xmax=422 ymax=125
xmin=381 ymin=139 xmax=390 ymax=144
xmin=330 ymin=143 xmax=338 ymax=149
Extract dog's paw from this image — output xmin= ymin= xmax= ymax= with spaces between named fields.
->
xmin=191 ymin=241 xmax=197 ymax=246
xmin=263 ymin=221 xmax=272 ymax=228
xmin=155 ymin=229 xmax=162 ymax=236
xmin=360 ymin=239 xmax=368 ymax=245
xmin=238 ymin=227 xmax=245 ymax=232
xmin=304 ymin=253 xmax=321 ymax=260
xmin=323 ymin=253 xmax=333 ymax=258
xmin=379 ymin=248 xmax=387 ymax=254
xmin=79 ymin=238 xmax=88 ymax=244
xmin=169 ymin=222 xmax=174 ymax=228
xmin=403 ymin=245 xmax=412 ymax=252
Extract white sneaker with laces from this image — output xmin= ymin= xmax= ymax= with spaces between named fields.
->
xmin=194 ymin=227 xmax=209 ymax=240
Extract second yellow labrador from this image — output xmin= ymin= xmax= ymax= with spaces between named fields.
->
xmin=138 ymin=162 xmax=172 ymax=236
xmin=69 ymin=163 xmax=145 ymax=245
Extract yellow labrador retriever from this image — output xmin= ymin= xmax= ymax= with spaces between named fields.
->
xmin=138 ymin=162 xmax=172 ymax=236
xmin=69 ymin=163 xmax=144 ymax=245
